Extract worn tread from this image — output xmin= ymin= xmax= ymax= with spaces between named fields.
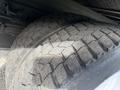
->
xmin=6 ymin=20 xmax=120 ymax=90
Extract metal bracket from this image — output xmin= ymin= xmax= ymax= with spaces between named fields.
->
xmin=0 ymin=0 xmax=25 ymax=25
xmin=0 ymin=0 xmax=15 ymax=16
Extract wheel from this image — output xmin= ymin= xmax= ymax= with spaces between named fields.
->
xmin=5 ymin=17 xmax=120 ymax=90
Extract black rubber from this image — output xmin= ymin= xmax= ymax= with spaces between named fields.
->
xmin=5 ymin=17 xmax=120 ymax=90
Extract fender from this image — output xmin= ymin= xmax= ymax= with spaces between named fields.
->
xmin=48 ymin=0 xmax=115 ymax=23
xmin=0 ymin=0 xmax=116 ymax=24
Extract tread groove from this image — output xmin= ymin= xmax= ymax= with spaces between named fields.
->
xmin=71 ymin=25 xmax=80 ymax=32
xmin=61 ymin=54 xmax=73 ymax=77
xmin=92 ymin=34 xmax=108 ymax=52
xmin=52 ymin=73 xmax=60 ymax=88
xmin=100 ymin=30 xmax=120 ymax=46
xmin=108 ymin=28 xmax=120 ymax=37
xmin=63 ymin=64 xmax=73 ymax=78
xmin=81 ymin=39 xmax=98 ymax=59
xmin=72 ymin=45 xmax=86 ymax=68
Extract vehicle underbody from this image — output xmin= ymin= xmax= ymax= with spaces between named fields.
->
xmin=1 ymin=0 xmax=120 ymax=25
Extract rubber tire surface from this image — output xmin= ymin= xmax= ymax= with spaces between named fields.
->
xmin=5 ymin=18 xmax=120 ymax=90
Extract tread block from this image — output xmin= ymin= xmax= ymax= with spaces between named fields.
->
xmin=100 ymin=28 xmax=113 ymax=34
xmin=51 ymin=39 xmax=61 ymax=47
xmin=42 ymin=39 xmax=53 ymax=54
xmin=50 ymin=34 xmax=60 ymax=43
xmin=82 ymin=22 xmax=94 ymax=28
xmin=108 ymin=27 xmax=120 ymax=36
xmin=92 ymin=30 xmax=104 ymax=39
xmin=74 ymin=23 xmax=87 ymax=31
xmin=94 ymin=25 xmax=102 ymax=31
xmin=51 ymin=56 xmax=63 ymax=69
xmin=72 ymin=40 xmax=85 ymax=50
xmin=88 ymin=41 xmax=104 ymax=59
xmin=53 ymin=64 xmax=68 ymax=85
xmin=65 ymin=26 xmax=79 ymax=35
xmin=38 ymin=55 xmax=53 ymax=64
xmin=98 ymin=35 xmax=115 ymax=51
xmin=108 ymin=27 xmax=120 ymax=37
xmin=40 ymin=64 xmax=52 ymax=81
xmin=32 ymin=74 xmax=42 ymax=86
xmin=85 ymin=29 xmax=95 ymax=35
xmin=108 ymin=33 xmax=120 ymax=45
xmin=41 ymin=75 xmax=56 ymax=89
xmin=68 ymin=33 xmax=83 ymax=41
xmin=62 ymin=47 xmax=75 ymax=59
xmin=64 ymin=54 xmax=81 ymax=73
xmin=78 ymin=47 xmax=93 ymax=65
xmin=58 ymin=30 xmax=70 ymax=41
xmin=59 ymin=41 xmax=74 ymax=47
xmin=115 ymin=30 xmax=120 ymax=36
xmin=49 ymin=47 xmax=64 ymax=55
xmin=33 ymin=63 xmax=52 ymax=81
xmin=82 ymin=35 xmax=96 ymax=44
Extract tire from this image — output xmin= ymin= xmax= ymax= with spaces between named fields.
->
xmin=5 ymin=17 xmax=120 ymax=90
